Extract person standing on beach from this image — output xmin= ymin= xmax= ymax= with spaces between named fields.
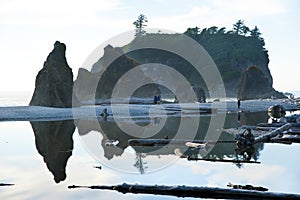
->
xmin=237 ymin=98 xmax=241 ymax=109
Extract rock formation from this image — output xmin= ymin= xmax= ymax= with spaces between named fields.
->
xmin=74 ymin=45 xmax=160 ymax=103
xmin=73 ymin=68 xmax=99 ymax=103
xmin=237 ymin=66 xmax=286 ymax=100
xmin=124 ymin=32 xmax=278 ymax=98
xmin=30 ymin=41 xmax=74 ymax=107
xmin=74 ymin=28 xmax=285 ymax=102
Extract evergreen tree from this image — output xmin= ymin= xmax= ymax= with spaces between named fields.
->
xmin=217 ymin=27 xmax=226 ymax=34
xmin=133 ymin=14 xmax=148 ymax=37
xmin=207 ymin=26 xmax=218 ymax=34
xmin=241 ymin=25 xmax=250 ymax=36
xmin=233 ymin=20 xmax=244 ymax=35
xmin=184 ymin=26 xmax=200 ymax=35
xmin=250 ymin=26 xmax=261 ymax=38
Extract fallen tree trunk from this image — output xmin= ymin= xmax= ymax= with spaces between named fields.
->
xmin=68 ymin=183 xmax=300 ymax=199
xmin=0 ymin=183 xmax=14 ymax=186
xmin=128 ymin=139 xmax=235 ymax=147
xmin=257 ymin=122 xmax=300 ymax=128
xmin=270 ymin=136 xmax=300 ymax=143
xmin=254 ymin=123 xmax=291 ymax=144
xmin=187 ymin=157 xmax=260 ymax=164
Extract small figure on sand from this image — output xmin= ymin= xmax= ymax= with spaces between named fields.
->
xmin=99 ymin=108 xmax=108 ymax=121
xmin=153 ymin=94 xmax=161 ymax=104
xmin=237 ymin=98 xmax=241 ymax=109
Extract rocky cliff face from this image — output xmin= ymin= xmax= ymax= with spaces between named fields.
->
xmin=74 ymin=45 xmax=160 ymax=103
xmin=124 ymin=33 xmax=277 ymax=98
xmin=30 ymin=41 xmax=74 ymax=107
xmin=237 ymin=66 xmax=286 ymax=100
xmin=74 ymin=32 xmax=285 ymax=102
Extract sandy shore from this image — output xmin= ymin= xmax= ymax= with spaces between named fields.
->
xmin=0 ymin=99 xmax=298 ymax=122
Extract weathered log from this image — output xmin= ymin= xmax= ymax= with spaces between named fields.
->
xmin=254 ymin=123 xmax=291 ymax=144
xmin=185 ymin=142 xmax=207 ymax=149
xmin=128 ymin=139 xmax=235 ymax=147
xmin=257 ymin=122 xmax=300 ymax=128
xmin=187 ymin=157 xmax=260 ymax=164
xmin=227 ymin=182 xmax=268 ymax=191
xmin=270 ymin=136 xmax=300 ymax=143
xmin=287 ymin=129 xmax=300 ymax=135
xmin=68 ymin=183 xmax=300 ymax=199
xmin=257 ymin=123 xmax=286 ymax=127
xmin=255 ymin=126 xmax=276 ymax=131
xmin=0 ymin=183 xmax=14 ymax=186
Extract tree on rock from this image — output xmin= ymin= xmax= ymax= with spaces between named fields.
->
xmin=250 ymin=26 xmax=261 ymax=38
xmin=233 ymin=20 xmax=249 ymax=35
xmin=133 ymin=14 xmax=148 ymax=37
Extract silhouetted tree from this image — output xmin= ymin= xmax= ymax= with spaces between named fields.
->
xmin=250 ymin=26 xmax=261 ymax=38
xmin=241 ymin=25 xmax=250 ymax=36
xmin=217 ymin=27 xmax=226 ymax=34
xmin=207 ymin=26 xmax=218 ymax=34
xmin=133 ymin=14 xmax=148 ymax=36
xmin=184 ymin=27 xmax=200 ymax=38
xmin=233 ymin=20 xmax=245 ymax=35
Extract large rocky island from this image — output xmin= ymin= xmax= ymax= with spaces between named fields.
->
xmin=73 ymin=22 xmax=285 ymax=103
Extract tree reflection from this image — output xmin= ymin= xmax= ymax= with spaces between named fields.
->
xmin=134 ymin=153 xmax=148 ymax=174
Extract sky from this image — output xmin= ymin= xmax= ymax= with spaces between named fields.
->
xmin=0 ymin=0 xmax=299 ymax=94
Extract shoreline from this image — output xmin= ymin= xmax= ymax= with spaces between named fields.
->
xmin=0 ymin=98 xmax=298 ymax=122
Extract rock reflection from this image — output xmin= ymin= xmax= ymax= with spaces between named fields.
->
xmin=76 ymin=111 xmax=269 ymax=173
xmin=29 ymin=111 xmax=269 ymax=178
xmin=30 ymin=120 xmax=75 ymax=183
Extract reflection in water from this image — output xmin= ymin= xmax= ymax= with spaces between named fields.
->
xmin=28 ymin=111 xmax=269 ymax=178
xmin=134 ymin=153 xmax=148 ymax=174
xmin=77 ymin=111 xmax=269 ymax=173
xmin=30 ymin=120 xmax=75 ymax=183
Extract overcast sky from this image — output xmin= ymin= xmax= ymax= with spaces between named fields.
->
xmin=1 ymin=0 xmax=299 ymax=93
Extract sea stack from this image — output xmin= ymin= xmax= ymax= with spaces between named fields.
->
xmin=30 ymin=41 xmax=74 ymax=107
xmin=237 ymin=66 xmax=286 ymax=100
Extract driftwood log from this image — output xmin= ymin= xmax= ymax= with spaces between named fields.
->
xmin=0 ymin=183 xmax=14 ymax=186
xmin=187 ymin=157 xmax=260 ymax=164
xmin=254 ymin=123 xmax=291 ymax=144
xmin=128 ymin=139 xmax=235 ymax=147
xmin=227 ymin=182 xmax=268 ymax=192
xmin=257 ymin=122 xmax=300 ymax=128
xmin=68 ymin=183 xmax=300 ymax=199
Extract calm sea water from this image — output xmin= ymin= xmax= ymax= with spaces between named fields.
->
xmin=1 ymin=92 xmax=300 ymax=199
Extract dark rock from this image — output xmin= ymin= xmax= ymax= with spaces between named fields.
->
xmin=237 ymin=66 xmax=286 ymax=100
xmin=91 ymin=44 xmax=124 ymax=73
xmin=124 ymin=34 xmax=276 ymax=98
xmin=74 ymin=45 xmax=160 ymax=103
xmin=174 ymin=84 xmax=206 ymax=103
xmin=268 ymin=104 xmax=286 ymax=118
xmin=73 ymin=68 xmax=99 ymax=103
xmin=131 ymin=83 xmax=161 ymax=102
xmin=192 ymin=85 xmax=206 ymax=103
xmin=30 ymin=41 xmax=74 ymax=107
